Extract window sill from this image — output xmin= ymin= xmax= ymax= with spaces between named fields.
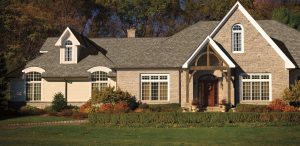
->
xmin=240 ymin=100 xmax=271 ymax=105
xmin=141 ymin=100 xmax=171 ymax=104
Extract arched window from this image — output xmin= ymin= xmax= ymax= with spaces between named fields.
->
xmin=64 ymin=40 xmax=72 ymax=61
xmin=91 ymin=71 xmax=108 ymax=92
xmin=232 ymin=24 xmax=244 ymax=53
xmin=26 ymin=72 xmax=41 ymax=101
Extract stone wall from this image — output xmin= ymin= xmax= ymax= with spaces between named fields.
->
xmin=213 ymin=8 xmax=289 ymax=103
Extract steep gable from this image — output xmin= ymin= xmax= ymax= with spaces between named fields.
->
xmin=210 ymin=2 xmax=295 ymax=69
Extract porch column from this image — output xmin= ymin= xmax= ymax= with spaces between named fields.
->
xmin=227 ymin=68 xmax=231 ymax=105
xmin=186 ymin=70 xmax=189 ymax=103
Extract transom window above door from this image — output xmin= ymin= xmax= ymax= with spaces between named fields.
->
xmin=232 ymin=24 xmax=244 ymax=53
xmin=141 ymin=74 xmax=169 ymax=101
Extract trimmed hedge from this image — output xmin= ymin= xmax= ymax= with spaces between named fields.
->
xmin=236 ymin=104 xmax=269 ymax=112
xmin=88 ymin=112 xmax=300 ymax=127
xmin=148 ymin=103 xmax=181 ymax=112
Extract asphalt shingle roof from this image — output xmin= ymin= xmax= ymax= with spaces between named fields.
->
xmin=26 ymin=20 xmax=300 ymax=77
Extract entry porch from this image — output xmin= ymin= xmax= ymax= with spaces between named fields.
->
xmin=181 ymin=37 xmax=235 ymax=112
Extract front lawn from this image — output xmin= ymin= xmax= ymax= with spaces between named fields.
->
xmin=0 ymin=116 xmax=73 ymax=125
xmin=0 ymin=125 xmax=299 ymax=146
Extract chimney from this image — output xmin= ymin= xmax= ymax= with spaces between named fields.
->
xmin=127 ymin=28 xmax=136 ymax=38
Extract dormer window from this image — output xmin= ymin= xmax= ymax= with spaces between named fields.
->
xmin=232 ymin=24 xmax=244 ymax=53
xmin=64 ymin=40 xmax=73 ymax=62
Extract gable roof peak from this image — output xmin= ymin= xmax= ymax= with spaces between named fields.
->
xmin=55 ymin=27 xmax=82 ymax=47
xmin=208 ymin=1 xmax=295 ymax=69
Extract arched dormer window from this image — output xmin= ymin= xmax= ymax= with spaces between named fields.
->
xmin=232 ymin=24 xmax=244 ymax=53
xmin=91 ymin=71 xmax=108 ymax=92
xmin=64 ymin=40 xmax=73 ymax=61
xmin=26 ymin=72 xmax=42 ymax=101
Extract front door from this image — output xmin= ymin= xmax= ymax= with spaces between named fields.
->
xmin=199 ymin=80 xmax=218 ymax=107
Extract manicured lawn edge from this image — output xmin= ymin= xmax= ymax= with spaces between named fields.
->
xmin=89 ymin=112 xmax=300 ymax=127
xmin=0 ymin=115 xmax=74 ymax=125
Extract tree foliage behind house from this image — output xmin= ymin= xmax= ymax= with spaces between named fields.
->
xmin=0 ymin=0 xmax=299 ymax=100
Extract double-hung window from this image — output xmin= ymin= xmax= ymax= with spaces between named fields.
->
xmin=26 ymin=72 xmax=42 ymax=101
xmin=64 ymin=40 xmax=72 ymax=62
xmin=141 ymin=74 xmax=169 ymax=101
xmin=232 ymin=24 xmax=244 ymax=53
xmin=91 ymin=71 xmax=108 ymax=92
xmin=240 ymin=73 xmax=271 ymax=101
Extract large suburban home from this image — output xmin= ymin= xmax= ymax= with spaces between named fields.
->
xmin=7 ymin=2 xmax=300 ymax=111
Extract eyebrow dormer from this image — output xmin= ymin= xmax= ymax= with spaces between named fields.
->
xmin=55 ymin=27 xmax=83 ymax=64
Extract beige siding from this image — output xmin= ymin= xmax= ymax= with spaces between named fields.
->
xmin=213 ymin=8 xmax=289 ymax=103
xmin=42 ymin=79 xmax=65 ymax=102
xmin=67 ymin=81 xmax=91 ymax=102
xmin=117 ymin=69 xmax=180 ymax=104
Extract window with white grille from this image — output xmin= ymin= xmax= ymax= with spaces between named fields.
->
xmin=240 ymin=73 xmax=271 ymax=101
xmin=141 ymin=74 xmax=169 ymax=101
xmin=64 ymin=40 xmax=72 ymax=61
xmin=91 ymin=71 xmax=108 ymax=92
xmin=26 ymin=72 xmax=42 ymax=101
xmin=232 ymin=24 xmax=244 ymax=53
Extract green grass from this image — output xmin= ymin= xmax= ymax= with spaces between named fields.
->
xmin=0 ymin=125 xmax=299 ymax=146
xmin=0 ymin=116 xmax=73 ymax=125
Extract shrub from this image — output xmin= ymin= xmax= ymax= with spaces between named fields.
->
xmin=88 ymin=112 xmax=300 ymax=127
xmin=44 ymin=106 xmax=57 ymax=115
xmin=100 ymin=103 xmax=114 ymax=113
xmin=148 ymin=104 xmax=181 ymax=112
xmin=138 ymin=103 xmax=149 ymax=109
xmin=58 ymin=109 xmax=74 ymax=117
xmin=72 ymin=112 xmax=88 ymax=119
xmin=114 ymin=102 xmax=130 ymax=113
xmin=80 ymin=102 xmax=92 ymax=113
xmin=51 ymin=92 xmax=67 ymax=112
xmin=233 ymin=104 xmax=269 ymax=113
xmin=283 ymin=105 xmax=299 ymax=112
xmin=267 ymin=99 xmax=287 ymax=112
xmin=283 ymin=81 xmax=300 ymax=104
xmin=91 ymin=87 xmax=138 ymax=110
xmin=19 ymin=105 xmax=45 ymax=115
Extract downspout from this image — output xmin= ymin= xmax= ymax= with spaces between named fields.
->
xmin=64 ymin=78 xmax=68 ymax=102
xmin=179 ymin=69 xmax=182 ymax=105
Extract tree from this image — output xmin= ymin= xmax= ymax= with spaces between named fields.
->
xmin=272 ymin=7 xmax=290 ymax=24
xmin=0 ymin=53 xmax=8 ymax=111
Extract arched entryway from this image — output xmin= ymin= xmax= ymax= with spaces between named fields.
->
xmin=198 ymin=74 xmax=218 ymax=107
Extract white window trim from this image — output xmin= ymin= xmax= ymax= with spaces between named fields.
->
xmin=22 ymin=67 xmax=45 ymax=74
xmin=25 ymin=72 xmax=42 ymax=101
xmin=90 ymin=71 xmax=109 ymax=92
xmin=209 ymin=1 xmax=295 ymax=68
xmin=64 ymin=40 xmax=73 ymax=63
xmin=232 ymin=24 xmax=244 ymax=53
xmin=87 ymin=66 xmax=115 ymax=98
xmin=140 ymin=74 xmax=170 ymax=102
xmin=239 ymin=73 xmax=272 ymax=102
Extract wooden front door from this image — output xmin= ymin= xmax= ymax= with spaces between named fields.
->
xmin=200 ymin=80 xmax=218 ymax=107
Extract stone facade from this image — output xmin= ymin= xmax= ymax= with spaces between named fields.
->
xmin=213 ymin=8 xmax=289 ymax=103
xmin=117 ymin=69 xmax=181 ymax=104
